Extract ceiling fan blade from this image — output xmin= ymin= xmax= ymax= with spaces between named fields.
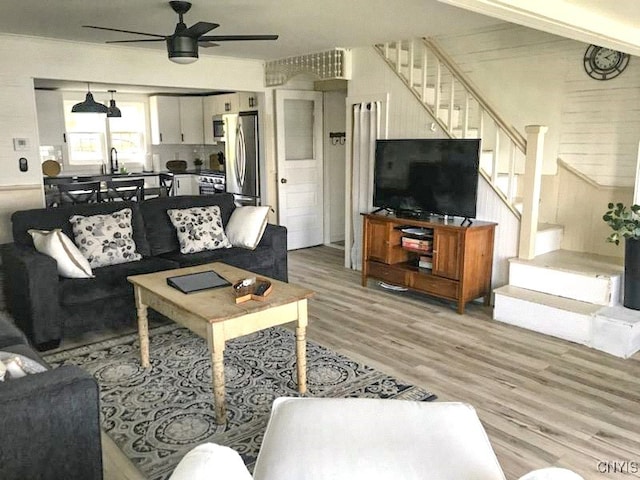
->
xmin=183 ymin=21 xmax=219 ymax=38
xmin=84 ymin=25 xmax=166 ymax=38
xmin=199 ymin=42 xmax=220 ymax=48
xmin=199 ymin=34 xmax=279 ymax=42
xmin=106 ymin=39 xmax=167 ymax=44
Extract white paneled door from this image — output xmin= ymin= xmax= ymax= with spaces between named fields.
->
xmin=275 ymin=90 xmax=324 ymax=250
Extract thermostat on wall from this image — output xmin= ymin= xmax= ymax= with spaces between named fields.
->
xmin=13 ymin=138 xmax=29 ymax=151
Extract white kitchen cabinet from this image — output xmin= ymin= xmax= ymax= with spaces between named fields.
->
xmin=150 ymin=96 xmax=204 ymax=145
xmin=218 ymin=93 xmax=237 ymax=114
xmin=35 ymin=90 xmax=66 ymax=146
xmin=150 ymin=96 xmax=181 ymax=144
xmin=237 ymin=92 xmax=258 ymax=111
xmin=179 ymin=97 xmax=204 ymax=144
xmin=173 ymin=174 xmax=198 ymax=195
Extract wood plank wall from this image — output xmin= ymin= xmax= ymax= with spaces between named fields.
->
xmin=437 ymin=24 xmax=640 ymax=188
xmin=348 ymin=47 xmax=519 ymax=287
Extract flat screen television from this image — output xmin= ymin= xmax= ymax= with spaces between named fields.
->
xmin=373 ymin=138 xmax=480 ymax=219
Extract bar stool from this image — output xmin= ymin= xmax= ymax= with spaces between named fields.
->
xmin=57 ymin=181 xmax=102 ymax=204
xmin=106 ymin=179 xmax=145 ymax=202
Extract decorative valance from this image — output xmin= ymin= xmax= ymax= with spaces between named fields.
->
xmin=265 ymin=48 xmax=351 ymax=87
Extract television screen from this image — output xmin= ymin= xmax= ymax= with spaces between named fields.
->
xmin=373 ymin=139 xmax=480 ymax=218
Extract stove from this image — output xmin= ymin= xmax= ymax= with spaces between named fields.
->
xmin=196 ymin=171 xmax=225 ymax=195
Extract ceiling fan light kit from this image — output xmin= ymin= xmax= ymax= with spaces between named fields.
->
xmin=84 ymin=1 xmax=278 ymax=65
xmin=71 ymin=83 xmax=109 ymax=114
xmin=167 ymin=35 xmax=199 ymax=64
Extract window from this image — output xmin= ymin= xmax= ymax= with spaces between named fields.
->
xmin=63 ymin=99 xmax=147 ymax=166
xmin=108 ymin=102 xmax=146 ymax=163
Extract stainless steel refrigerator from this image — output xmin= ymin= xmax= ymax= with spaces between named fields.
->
xmin=223 ymin=111 xmax=260 ymax=206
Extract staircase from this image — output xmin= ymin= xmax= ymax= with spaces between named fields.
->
xmin=374 ymin=38 xmax=640 ymax=358
xmin=374 ymin=38 xmax=526 ymax=217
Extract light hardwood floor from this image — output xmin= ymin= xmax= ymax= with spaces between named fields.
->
xmin=104 ymin=246 xmax=640 ymax=479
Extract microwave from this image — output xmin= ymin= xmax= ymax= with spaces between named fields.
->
xmin=213 ymin=116 xmax=225 ymax=141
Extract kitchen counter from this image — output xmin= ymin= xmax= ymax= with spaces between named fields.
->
xmin=43 ymin=169 xmax=224 ymax=183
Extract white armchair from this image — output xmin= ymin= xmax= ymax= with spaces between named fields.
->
xmin=171 ymin=398 xmax=585 ymax=480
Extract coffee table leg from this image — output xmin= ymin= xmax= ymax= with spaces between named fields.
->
xmin=296 ymin=299 xmax=308 ymax=394
xmin=134 ymin=286 xmax=150 ymax=369
xmin=207 ymin=323 xmax=227 ymax=424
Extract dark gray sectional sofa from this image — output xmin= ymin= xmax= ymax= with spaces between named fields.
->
xmin=1 ymin=193 xmax=287 ymax=350
xmin=0 ymin=311 xmax=102 ymax=479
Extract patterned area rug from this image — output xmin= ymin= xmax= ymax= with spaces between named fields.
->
xmin=44 ymin=324 xmax=436 ymax=480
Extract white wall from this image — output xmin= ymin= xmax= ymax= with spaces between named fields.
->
xmin=0 ymin=33 xmax=265 ymax=243
xmin=436 ymin=23 xmax=640 ymax=187
xmin=323 ymin=90 xmax=346 ymax=243
xmin=346 ymin=46 xmax=516 ymax=286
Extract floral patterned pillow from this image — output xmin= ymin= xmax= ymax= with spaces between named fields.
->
xmin=69 ymin=208 xmax=142 ymax=268
xmin=167 ymin=205 xmax=232 ymax=254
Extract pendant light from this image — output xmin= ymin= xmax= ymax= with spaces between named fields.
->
xmin=107 ymin=90 xmax=122 ymax=118
xmin=71 ymin=83 xmax=108 ymax=114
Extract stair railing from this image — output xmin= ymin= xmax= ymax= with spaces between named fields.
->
xmin=374 ymin=38 xmax=526 ymax=218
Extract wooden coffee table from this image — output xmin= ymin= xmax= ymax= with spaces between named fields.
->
xmin=128 ymin=262 xmax=314 ymax=424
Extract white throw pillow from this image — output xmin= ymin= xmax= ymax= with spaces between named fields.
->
xmin=518 ymin=468 xmax=585 ymax=480
xmin=28 ymin=228 xmax=93 ymax=278
xmin=225 ymin=206 xmax=270 ymax=250
xmin=70 ymin=208 xmax=142 ymax=268
xmin=0 ymin=351 xmax=47 ymax=381
xmin=167 ymin=205 xmax=232 ymax=254
xmin=170 ymin=443 xmax=252 ymax=480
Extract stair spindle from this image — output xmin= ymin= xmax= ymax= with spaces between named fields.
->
xmin=421 ymin=45 xmax=428 ymax=103
xmin=492 ymin=128 xmax=500 ymax=186
xmin=408 ymin=40 xmax=415 ymax=88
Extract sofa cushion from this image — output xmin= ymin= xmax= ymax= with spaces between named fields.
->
xmin=59 ymin=257 xmax=178 ymax=306
xmin=11 ymin=201 xmax=151 ymax=257
xmin=225 ymin=206 xmax=270 ymax=250
xmin=70 ymin=208 xmax=142 ymax=268
xmin=28 ymin=228 xmax=93 ymax=278
xmin=160 ymin=245 xmax=274 ymax=271
xmin=140 ymin=194 xmax=236 ymax=256
xmin=167 ymin=205 xmax=232 ymax=254
xmin=0 ymin=312 xmax=29 ymax=348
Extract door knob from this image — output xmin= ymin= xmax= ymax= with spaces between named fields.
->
xmin=280 ymin=178 xmax=287 ymax=184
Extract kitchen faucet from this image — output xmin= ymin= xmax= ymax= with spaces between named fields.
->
xmin=110 ymin=147 xmax=118 ymax=174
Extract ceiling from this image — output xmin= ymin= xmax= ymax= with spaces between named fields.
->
xmin=0 ymin=0 xmax=504 ymax=60
xmin=3 ymin=1 xmax=637 ymax=83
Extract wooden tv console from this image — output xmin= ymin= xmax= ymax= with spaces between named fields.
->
xmin=361 ymin=213 xmax=496 ymax=314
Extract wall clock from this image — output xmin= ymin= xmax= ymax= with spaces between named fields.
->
xmin=583 ymin=44 xmax=630 ymax=80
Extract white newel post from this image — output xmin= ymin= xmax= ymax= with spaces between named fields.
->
xmin=519 ymin=125 xmax=548 ymax=260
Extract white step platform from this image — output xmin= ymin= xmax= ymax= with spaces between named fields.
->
xmin=493 ymin=285 xmax=598 ymax=346
xmin=508 ymin=250 xmax=622 ymax=306
xmin=494 ymin=286 xmax=640 ymax=358
xmin=494 ymin=250 xmax=638 ymax=358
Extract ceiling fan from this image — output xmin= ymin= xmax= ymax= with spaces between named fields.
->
xmin=84 ymin=1 xmax=278 ymax=64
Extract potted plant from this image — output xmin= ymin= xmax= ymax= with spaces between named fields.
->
xmin=194 ymin=158 xmax=203 ymax=172
xmin=603 ymin=202 xmax=640 ymax=309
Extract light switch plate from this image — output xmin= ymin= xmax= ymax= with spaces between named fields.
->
xmin=13 ymin=138 xmax=29 ymax=151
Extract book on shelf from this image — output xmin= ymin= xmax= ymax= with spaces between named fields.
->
xmin=401 ymin=237 xmax=433 ymax=251
xmin=418 ymin=254 xmax=432 ymax=269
